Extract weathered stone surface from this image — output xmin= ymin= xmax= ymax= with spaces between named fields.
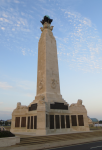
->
xmin=10 ymin=18 xmax=89 ymax=135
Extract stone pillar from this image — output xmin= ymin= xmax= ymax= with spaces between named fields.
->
xmin=60 ymin=115 xmax=61 ymax=129
xmin=65 ymin=115 xmax=66 ymax=128
xmin=10 ymin=115 xmax=15 ymax=132
xmin=20 ymin=117 xmax=21 ymax=128
xmin=54 ymin=114 xmax=55 ymax=129
xmin=36 ymin=103 xmax=46 ymax=135
xmin=70 ymin=115 xmax=72 ymax=128
xmin=33 ymin=116 xmax=34 ymax=129
xmin=26 ymin=116 xmax=27 ymax=130
xmin=30 ymin=116 xmax=31 ymax=129
xmin=76 ymin=115 xmax=79 ymax=126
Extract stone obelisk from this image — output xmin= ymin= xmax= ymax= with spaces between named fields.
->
xmin=35 ymin=16 xmax=66 ymax=104
xmin=34 ymin=16 xmax=67 ymax=135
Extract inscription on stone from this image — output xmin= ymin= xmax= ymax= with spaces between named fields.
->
xmin=15 ymin=117 xmax=20 ymax=127
xmin=66 ymin=115 xmax=70 ymax=128
xmin=78 ymin=115 xmax=84 ymax=126
xmin=50 ymin=115 xmax=54 ymax=129
xmin=29 ymin=103 xmax=37 ymax=111
xmin=61 ymin=115 xmax=65 ymax=128
xmin=27 ymin=116 xmax=30 ymax=129
xmin=21 ymin=117 xmax=26 ymax=127
xmin=31 ymin=116 xmax=33 ymax=129
xmin=50 ymin=102 xmax=68 ymax=110
xmin=55 ymin=115 xmax=60 ymax=129
xmin=71 ymin=115 xmax=77 ymax=126
xmin=34 ymin=116 xmax=37 ymax=129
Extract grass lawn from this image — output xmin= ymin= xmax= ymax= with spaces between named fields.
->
xmin=90 ymin=126 xmax=102 ymax=130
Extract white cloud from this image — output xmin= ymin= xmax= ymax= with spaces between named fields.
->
xmin=0 ymin=82 xmax=13 ymax=90
xmin=12 ymin=28 xmax=15 ymax=31
xmin=56 ymin=9 xmax=102 ymax=72
xmin=0 ymin=18 xmax=11 ymax=23
xmin=0 ymin=0 xmax=102 ymax=73
xmin=22 ymin=49 xmax=26 ymax=55
xmin=2 ymin=13 xmax=8 ymax=18
xmin=1 ymin=27 xmax=5 ymax=30
xmin=83 ymin=18 xmax=91 ymax=27
xmin=14 ymin=0 xmax=20 ymax=3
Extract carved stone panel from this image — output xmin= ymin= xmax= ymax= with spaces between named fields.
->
xmin=78 ymin=115 xmax=84 ymax=126
xmin=34 ymin=116 xmax=37 ymax=129
xmin=61 ymin=115 xmax=65 ymax=128
xmin=31 ymin=116 xmax=33 ymax=129
xmin=50 ymin=102 xmax=68 ymax=110
xmin=51 ymin=79 xmax=56 ymax=89
xmin=66 ymin=115 xmax=70 ymax=128
xmin=21 ymin=117 xmax=26 ymax=127
xmin=29 ymin=103 xmax=37 ymax=111
xmin=39 ymin=79 xmax=43 ymax=90
xmin=15 ymin=117 xmax=20 ymax=127
xmin=27 ymin=116 xmax=30 ymax=129
xmin=55 ymin=115 xmax=60 ymax=129
xmin=71 ymin=115 xmax=77 ymax=126
xmin=50 ymin=115 xmax=54 ymax=129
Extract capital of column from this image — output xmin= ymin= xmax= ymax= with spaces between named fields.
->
xmin=40 ymin=22 xmax=54 ymax=32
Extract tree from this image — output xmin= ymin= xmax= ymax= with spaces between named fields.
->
xmin=99 ymin=120 xmax=102 ymax=124
xmin=5 ymin=121 xmax=8 ymax=126
xmin=0 ymin=121 xmax=3 ymax=126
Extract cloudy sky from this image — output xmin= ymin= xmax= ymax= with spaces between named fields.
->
xmin=0 ymin=0 xmax=102 ymax=120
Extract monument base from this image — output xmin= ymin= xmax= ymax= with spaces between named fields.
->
xmin=10 ymin=99 xmax=89 ymax=136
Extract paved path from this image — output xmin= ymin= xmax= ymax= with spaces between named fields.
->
xmin=48 ymin=141 xmax=102 ymax=150
xmin=0 ymin=130 xmax=102 ymax=150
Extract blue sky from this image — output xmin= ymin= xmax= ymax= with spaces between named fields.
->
xmin=0 ymin=0 xmax=102 ymax=120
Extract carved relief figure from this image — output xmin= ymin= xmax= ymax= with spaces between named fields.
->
xmin=41 ymin=94 xmax=45 ymax=100
xmin=38 ymin=94 xmax=45 ymax=104
xmin=51 ymin=79 xmax=56 ymax=89
xmin=39 ymin=79 xmax=43 ymax=89
xmin=16 ymin=102 xmax=27 ymax=110
xmin=70 ymin=99 xmax=85 ymax=107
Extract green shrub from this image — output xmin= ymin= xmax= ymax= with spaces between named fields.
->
xmin=0 ymin=131 xmax=15 ymax=138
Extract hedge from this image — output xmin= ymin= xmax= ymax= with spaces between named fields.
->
xmin=0 ymin=131 xmax=15 ymax=138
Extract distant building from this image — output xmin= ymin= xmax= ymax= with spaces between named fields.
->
xmin=6 ymin=119 xmax=11 ymax=126
xmin=6 ymin=119 xmax=11 ymax=123
xmin=90 ymin=118 xmax=99 ymax=125
xmin=88 ymin=117 xmax=99 ymax=127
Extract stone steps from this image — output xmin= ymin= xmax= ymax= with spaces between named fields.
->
xmin=9 ymin=130 xmax=102 ymax=147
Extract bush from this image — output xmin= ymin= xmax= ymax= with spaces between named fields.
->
xmin=0 ymin=131 xmax=15 ymax=138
